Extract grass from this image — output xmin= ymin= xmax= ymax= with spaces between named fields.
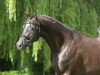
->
xmin=0 ymin=71 xmax=33 ymax=75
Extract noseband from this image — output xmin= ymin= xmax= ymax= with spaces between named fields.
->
xmin=21 ymin=35 xmax=30 ymax=40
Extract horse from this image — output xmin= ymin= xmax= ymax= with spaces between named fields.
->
xmin=16 ymin=13 xmax=100 ymax=75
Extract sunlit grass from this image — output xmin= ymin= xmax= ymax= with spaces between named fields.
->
xmin=0 ymin=71 xmax=33 ymax=75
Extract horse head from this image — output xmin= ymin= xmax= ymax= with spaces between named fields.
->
xmin=16 ymin=13 xmax=40 ymax=50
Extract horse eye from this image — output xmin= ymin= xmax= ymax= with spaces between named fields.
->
xmin=31 ymin=27 xmax=35 ymax=30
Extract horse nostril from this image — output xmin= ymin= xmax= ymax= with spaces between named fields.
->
xmin=19 ymin=45 xmax=22 ymax=48
xmin=16 ymin=43 xmax=22 ymax=50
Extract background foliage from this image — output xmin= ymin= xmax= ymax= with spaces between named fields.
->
xmin=0 ymin=0 xmax=100 ymax=75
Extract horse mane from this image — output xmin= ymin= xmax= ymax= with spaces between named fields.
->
xmin=38 ymin=15 xmax=82 ymax=41
xmin=39 ymin=15 xmax=77 ymax=31
xmin=38 ymin=15 xmax=74 ymax=31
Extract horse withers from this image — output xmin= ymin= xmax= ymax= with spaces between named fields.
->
xmin=16 ymin=13 xmax=100 ymax=75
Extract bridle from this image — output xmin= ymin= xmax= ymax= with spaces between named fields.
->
xmin=21 ymin=19 xmax=41 ymax=42
xmin=21 ymin=35 xmax=30 ymax=40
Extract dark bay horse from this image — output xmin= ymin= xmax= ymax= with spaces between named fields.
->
xmin=16 ymin=13 xmax=100 ymax=75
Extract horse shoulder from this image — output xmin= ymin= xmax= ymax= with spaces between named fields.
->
xmin=80 ymin=37 xmax=100 ymax=73
xmin=58 ymin=40 xmax=80 ymax=74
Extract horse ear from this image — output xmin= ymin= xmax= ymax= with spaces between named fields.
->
xmin=32 ymin=12 xmax=38 ymax=20
xmin=24 ymin=12 xmax=30 ymax=17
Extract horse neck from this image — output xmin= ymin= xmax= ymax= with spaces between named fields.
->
xmin=38 ymin=16 xmax=73 ymax=52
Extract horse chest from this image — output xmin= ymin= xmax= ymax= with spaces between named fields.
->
xmin=58 ymin=46 xmax=68 ymax=63
xmin=52 ymin=45 xmax=70 ymax=72
xmin=58 ymin=46 xmax=69 ymax=71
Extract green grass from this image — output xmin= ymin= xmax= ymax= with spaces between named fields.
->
xmin=0 ymin=71 xmax=33 ymax=75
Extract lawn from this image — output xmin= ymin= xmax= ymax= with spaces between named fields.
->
xmin=0 ymin=71 xmax=33 ymax=75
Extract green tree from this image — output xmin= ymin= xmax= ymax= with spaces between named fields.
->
xmin=0 ymin=0 xmax=99 ymax=75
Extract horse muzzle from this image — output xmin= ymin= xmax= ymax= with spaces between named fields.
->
xmin=16 ymin=37 xmax=29 ymax=50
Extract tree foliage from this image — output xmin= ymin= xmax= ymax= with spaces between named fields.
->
xmin=0 ymin=0 xmax=100 ymax=75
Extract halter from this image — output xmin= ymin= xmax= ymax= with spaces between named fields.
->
xmin=21 ymin=36 xmax=30 ymax=40
xmin=21 ymin=19 xmax=41 ymax=41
